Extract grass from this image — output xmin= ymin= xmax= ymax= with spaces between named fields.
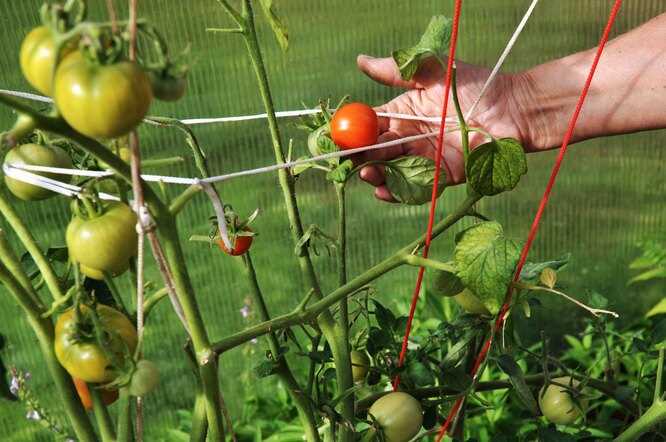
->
xmin=0 ymin=0 xmax=665 ymax=440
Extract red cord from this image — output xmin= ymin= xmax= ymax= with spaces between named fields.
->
xmin=392 ymin=0 xmax=465 ymax=391
xmin=434 ymin=1 xmax=624 ymax=439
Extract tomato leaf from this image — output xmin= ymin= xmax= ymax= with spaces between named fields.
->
xmin=429 ymin=265 xmax=464 ymax=297
xmin=627 ymin=267 xmax=666 ymax=286
xmin=466 ymin=138 xmax=527 ymax=196
xmin=326 ymin=160 xmax=353 ymax=183
xmin=496 ymin=354 xmax=539 ymax=415
xmin=258 ymin=0 xmax=289 ymax=51
xmin=253 ymin=360 xmax=280 ymax=379
xmin=392 ymin=15 xmax=452 ymax=80
xmin=372 ymin=300 xmax=396 ymax=332
xmin=405 ymin=361 xmax=435 ymax=387
xmin=384 ymin=156 xmax=446 ymax=205
xmin=453 ymin=222 xmax=521 ymax=315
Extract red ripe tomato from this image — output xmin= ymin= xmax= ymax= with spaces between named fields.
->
xmin=72 ymin=378 xmax=118 ymax=410
xmin=330 ymin=102 xmax=379 ymax=150
xmin=217 ymin=231 xmax=253 ymax=256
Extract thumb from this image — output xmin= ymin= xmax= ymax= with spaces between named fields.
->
xmin=357 ymin=54 xmax=417 ymax=89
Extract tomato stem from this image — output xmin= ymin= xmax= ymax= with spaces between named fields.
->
xmin=90 ymin=386 xmax=116 ymax=441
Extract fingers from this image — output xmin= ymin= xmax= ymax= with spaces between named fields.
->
xmin=358 ymin=132 xmax=404 ymax=203
xmin=374 ymin=186 xmax=397 ymax=203
xmin=357 ymin=55 xmax=416 ymax=89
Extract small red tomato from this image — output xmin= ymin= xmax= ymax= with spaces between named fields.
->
xmin=330 ymin=102 xmax=379 ymax=149
xmin=73 ymin=378 xmax=118 ymax=410
xmin=217 ymin=231 xmax=253 ymax=256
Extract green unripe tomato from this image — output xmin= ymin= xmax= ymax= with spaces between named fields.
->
xmin=539 ymin=376 xmax=586 ymax=425
xmin=453 ymin=289 xmax=491 ymax=316
xmin=54 ymin=305 xmax=137 ymax=383
xmin=3 ymin=143 xmax=73 ymax=201
xmin=66 ymin=201 xmax=138 ymax=280
xmin=19 ymin=26 xmax=77 ymax=96
xmin=369 ymin=392 xmax=423 ymax=442
xmin=351 ymin=350 xmax=370 ymax=383
xmin=54 ymin=51 xmax=153 ymax=139
xmin=129 ymin=360 xmax=160 ymax=397
xmin=148 ymin=72 xmax=187 ymax=102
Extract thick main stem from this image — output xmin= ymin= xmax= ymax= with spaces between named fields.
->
xmin=91 ymin=387 xmax=116 ymax=442
xmin=242 ymin=253 xmax=320 ymax=442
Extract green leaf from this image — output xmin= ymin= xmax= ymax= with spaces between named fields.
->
xmin=253 ymin=360 xmax=279 ymax=378
xmin=258 ymin=0 xmax=289 ymax=51
xmin=496 ymin=354 xmax=538 ymax=414
xmin=453 ymin=222 xmax=521 ymax=315
xmin=384 ymin=156 xmax=446 ymax=205
xmin=466 ymin=138 xmax=527 ymax=196
xmin=627 ymin=267 xmax=666 ymax=285
xmin=326 ymin=159 xmax=353 ymax=183
xmin=430 ymin=266 xmax=464 ymax=297
xmin=646 ymin=298 xmax=666 ymax=318
xmin=372 ymin=300 xmax=396 ymax=332
xmin=366 ymin=327 xmax=394 ymax=356
xmin=391 ymin=15 xmax=452 ymax=80
xmin=520 ymin=254 xmax=570 ymax=280
xmin=405 ymin=361 xmax=435 ymax=387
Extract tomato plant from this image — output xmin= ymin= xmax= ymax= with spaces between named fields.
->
xmin=330 ymin=102 xmax=379 ymax=149
xmin=368 ymin=392 xmax=423 ymax=442
xmin=66 ymin=201 xmax=138 ymax=280
xmin=73 ymin=378 xmax=118 ymax=410
xmin=3 ymin=142 xmax=72 ymax=200
xmin=54 ymin=305 xmax=137 ymax=383
xmin=54 ymin=51 xmax=153 ymax=139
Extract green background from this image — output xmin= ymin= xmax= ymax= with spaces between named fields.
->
xmin=1 ymin=0 xmax=665 ymax=440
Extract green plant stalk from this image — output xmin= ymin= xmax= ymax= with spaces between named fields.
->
xmin=334 ymin=181 xmax=354 ymax=432
xmin=91 ymin=387 xmax=116 ymax=442
xmin=451 ymin=67 xmax=470 ymax=162
xmin=0 ymin=92 xmax=226 ymax=439
xmin=191 ymin=390 xmax=208 ymax=442
xmin=614 ymin=399 xmax=666 ymax=442
xmin=116 ymin=388 xmax=133 ymax=442
xmin=212 ymin=193 xmax=481 ymax=353
xmin=0 ymin=262 xmax=97 ymax=441
xmin=0 ymin=229 xmax=44 ymax=309
xmin=0 ymin=192 xmax=65 ymax=300
xmin=242 ymin=253 xmax=321 ymax=442
xmin=614 ymin=349 xmax=666 ymax=441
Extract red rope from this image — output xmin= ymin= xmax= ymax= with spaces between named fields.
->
xmin=392 ymin=0 xmax=464 ymax=391
xmin=434 ymin=1 xmax=624 ymax=439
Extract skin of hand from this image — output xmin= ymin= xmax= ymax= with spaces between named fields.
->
xmin=355 ymin=55 xmax=528 ymax=202
xmin=357 ymin=13 xmax=666 ymax=202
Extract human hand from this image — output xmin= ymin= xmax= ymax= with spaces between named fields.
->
xmin=355 ymin=54 xmax=529 ymax=202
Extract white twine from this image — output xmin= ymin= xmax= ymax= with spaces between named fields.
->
xmin=465 ymin=0 xmax=540 ymax=120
